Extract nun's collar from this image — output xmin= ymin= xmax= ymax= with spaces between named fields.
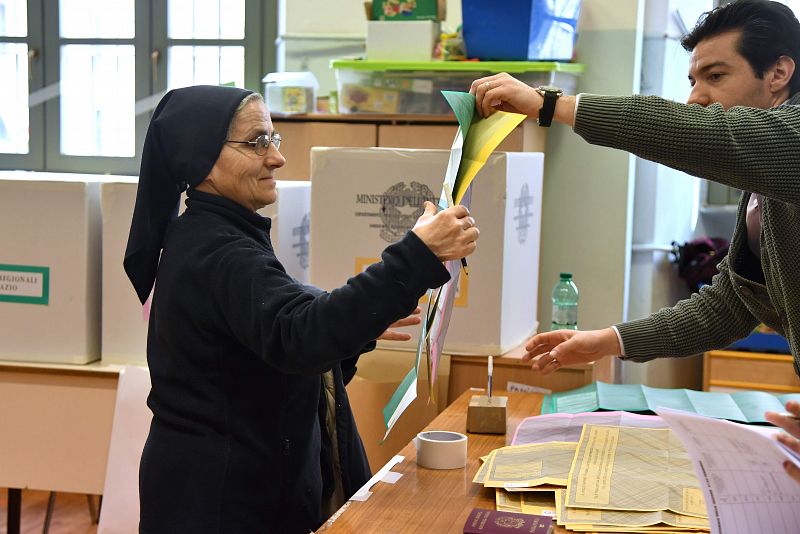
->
xmin=185 ymin=188 xmax=272 ymax=235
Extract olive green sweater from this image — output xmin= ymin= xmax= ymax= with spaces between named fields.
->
xmin=574 ymin=92 xmax=800 ymax=374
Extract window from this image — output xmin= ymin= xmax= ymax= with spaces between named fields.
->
xmin=0 ymin=0 xmax=277 ymax=174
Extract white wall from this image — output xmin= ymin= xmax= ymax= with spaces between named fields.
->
xmin=622 ymin=0 xmax=712 ymax=388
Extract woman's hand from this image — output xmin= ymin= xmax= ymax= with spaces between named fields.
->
xmin=412 ymin=201 xmax=479 ymax=261
xmin=765 ymin=400 xmax=800 ymax=485
xmin=377 ymin=307 xmax=422 ymax=342
xmin=523 ymin=328 xmax=621 ymax=375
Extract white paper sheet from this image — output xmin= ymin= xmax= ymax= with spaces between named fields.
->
xmin=656 ymin=407 xmax=800 ymax=534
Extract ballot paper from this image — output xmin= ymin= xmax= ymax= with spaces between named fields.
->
xmin=479 ymin=441 xmax=577 ymax=488
xmin=558 ymin=490 xmax=709 ymax=530
xmin=656 ymin=407 xmax=800 ymax=534
xmin=565 ymin=425 xmax=707 ymax=518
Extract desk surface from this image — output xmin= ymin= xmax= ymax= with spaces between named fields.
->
xmin=319 ymin=390 xmax=565 ymax=533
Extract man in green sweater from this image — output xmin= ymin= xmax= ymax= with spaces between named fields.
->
xmin=471 ymin=0 xmax=800 ymax=483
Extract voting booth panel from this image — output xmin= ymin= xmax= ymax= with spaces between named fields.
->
xmin=100 ymin=180 xmax=311 ymax=364
xmin=309 ymin=147 xmax=543 ymax=356
xmin=0 ymin=174 xmax=103 ymax=364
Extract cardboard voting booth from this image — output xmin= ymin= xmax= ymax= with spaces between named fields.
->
xmin=100 ymin=180 xmax=311 ymax=364
xmin=0 ymin=172 xmax=103 ymax=364
xmin=309 ymin=148 xmax=543 ymax=355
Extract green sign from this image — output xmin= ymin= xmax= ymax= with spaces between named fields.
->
xmin=373 ymin=0 xmax=439 ymax=21
xmin=0 ymin=264 xmax=50 ymax=305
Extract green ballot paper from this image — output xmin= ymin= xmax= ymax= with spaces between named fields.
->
xmin=541 ymin=381 xmax=800 ymax=424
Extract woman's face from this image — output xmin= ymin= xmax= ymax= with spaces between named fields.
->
xmin=203 ymin=99 xmax=286 ymax=211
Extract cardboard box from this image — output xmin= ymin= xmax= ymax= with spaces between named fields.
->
xmin=0 ymin=172 xmax=103 ymax=364
xmin=346 ymin=348 xmax=444 ymax=471
xmin=310 ymin=148 xmax=543 ymax=355
xmin=100 ymin=180 xmax=311 ymax=364
xmin=367 ymin=21 xmax=440 ymax=61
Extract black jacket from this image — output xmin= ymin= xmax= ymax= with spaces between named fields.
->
xmin=139 ymin=189 xmax=448 ymax=533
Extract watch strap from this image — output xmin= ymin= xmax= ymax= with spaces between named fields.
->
xmin=538 ymin=89 xmax=558 ymax=127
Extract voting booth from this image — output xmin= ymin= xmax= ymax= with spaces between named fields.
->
xmin=100 ymin=180 xmax=311 ymax=364
xmin=309 ymin=147 xmax=543 ymax=356
xmin=0 ymin=173 xmax=103 ymax=364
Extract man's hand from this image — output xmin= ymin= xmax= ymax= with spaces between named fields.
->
xmin=469 ymin=72 xmax=577 ymax=125
xmin=523 ymin=328 xmax=621 ymax=375
xmin=765 ymin=400 xmax=800 ymax=485
xmin=377 ymin=307 xmax=422 ymax=342
xmin=412 ymin=201 xmax=479 ymax=262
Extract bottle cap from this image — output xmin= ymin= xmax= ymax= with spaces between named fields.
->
xmin=559 ymin=272 xmax=572 ymax=280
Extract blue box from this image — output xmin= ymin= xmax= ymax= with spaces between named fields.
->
xmin=462 ymin=0 xmax=581 ymax=61
xmin=728 ymin=331 xmax=791 ymax=354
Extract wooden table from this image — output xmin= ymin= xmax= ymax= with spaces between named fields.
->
xmin=318 ymin=390 xmax=563 ymax=533
xmin=0 ymin=361 xmax=121 ymax=534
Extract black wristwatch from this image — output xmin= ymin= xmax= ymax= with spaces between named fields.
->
xmin=535 ymin=85 xmax=563 ymax=127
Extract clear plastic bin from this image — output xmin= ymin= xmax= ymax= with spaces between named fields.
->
xmin=262 ymin=71 xmax=319 ymax=114
xmin=331 ymin=59 xmax=583 ymax=115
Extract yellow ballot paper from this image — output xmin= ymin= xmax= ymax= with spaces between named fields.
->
xmin=520 ymin=491 xmax=558 ymax=517
xmin=452 ymin=110 xmax=526 ymax=204
xmin=565 ymin=425 xmax=707 ymax=518
xmin=481 ymin=442 xmax=576 ymax=488
xmin=495 ymin=489 xmax=523 ymax=512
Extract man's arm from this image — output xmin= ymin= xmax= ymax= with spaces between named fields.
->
xmin=524 ymin=256 xmax=759 ymax=371
xmin=615 ymin=256 xmax=759 ymax=361
xmin=574 ymin=93 xmax=800 ymax=204
xmin=471 ymin=73 xmax=800 ymax=204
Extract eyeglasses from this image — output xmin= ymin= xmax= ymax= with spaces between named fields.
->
xmin=225 ymin=132 xmax=282 ymax=156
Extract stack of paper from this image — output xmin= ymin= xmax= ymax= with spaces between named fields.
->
xmin=474 ymin=424 xmax=711 ymax=533
xmin=541 ymin=381 xmax=800 ymax=423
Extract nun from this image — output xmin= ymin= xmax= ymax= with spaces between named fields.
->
xmin=124 ymin=85 xmax=479 ymax=533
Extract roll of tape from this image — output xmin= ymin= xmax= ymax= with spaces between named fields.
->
xmin=413 ymin=430 xmax=468 ymax=470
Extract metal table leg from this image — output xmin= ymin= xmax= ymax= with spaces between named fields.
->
xmin=7 ymin=488 xmax=21 ymax=534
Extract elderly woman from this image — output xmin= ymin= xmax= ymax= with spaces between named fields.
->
xmin=124 ymin=85 xmax=479 ymax=533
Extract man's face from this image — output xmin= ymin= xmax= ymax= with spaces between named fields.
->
xmin=207 ymin=99 xmax=285 ymax=212
xmin=687 ymin=30 xmax=775 ymax=110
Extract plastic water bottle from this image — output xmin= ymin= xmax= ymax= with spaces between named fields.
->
xmin=551 ymin=272 xmax=579 ymax=331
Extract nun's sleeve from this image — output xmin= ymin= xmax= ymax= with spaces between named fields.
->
xmin=212 ymin=231 xmax=449 ymax=375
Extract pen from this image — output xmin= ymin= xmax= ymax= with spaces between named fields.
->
xmin=461 ymin=257 xmax=469 ymax=275
xmin=487 ymin=356 xmax=493 ymax=399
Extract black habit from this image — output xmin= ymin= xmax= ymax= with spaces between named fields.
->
xmin=125 ymin=86 xmax=451 ymax=533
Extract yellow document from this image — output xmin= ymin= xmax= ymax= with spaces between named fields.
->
xmin=495 ymin=489 xmax=523 ymax=512
xmin=520 ymin=491 xmax=558 ymax=517
xmin=566 ymin=425 xmax=707 ymax=518
xmin=482 ymin=442 xmax=576 ymax=488
xmin=472 ymin=454 xmax=491 ymax=484
xmin=452 ymin=110 xmax=525 ymax=204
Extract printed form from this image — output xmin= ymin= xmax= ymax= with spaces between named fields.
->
xmin=657 ymin=407 xmax=800 ymax=534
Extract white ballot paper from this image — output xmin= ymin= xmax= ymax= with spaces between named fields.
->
xmin=656 ymin=406 xmax=800 ymax=534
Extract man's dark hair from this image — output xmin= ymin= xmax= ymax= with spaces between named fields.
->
xmin=681 ymin=0 xmax=800 ymax=95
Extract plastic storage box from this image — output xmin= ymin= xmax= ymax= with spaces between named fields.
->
xmin=462 ymin=0 xmax=582 ymax=61
xmin=331 ymin=59 xmax=583 ymax=114
xmin=262 ymin=71 xmax=319 ymax=114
